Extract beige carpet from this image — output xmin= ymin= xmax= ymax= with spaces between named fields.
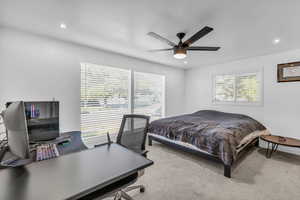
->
xmin=125 ymin=142 xmax=300 ymax=200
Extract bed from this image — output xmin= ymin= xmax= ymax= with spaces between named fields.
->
xmin=148 ymin=110 xmax=270 ymax=178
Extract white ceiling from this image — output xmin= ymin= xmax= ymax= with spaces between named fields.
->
xmin=1 ymin=0 xmax=300 ymax=69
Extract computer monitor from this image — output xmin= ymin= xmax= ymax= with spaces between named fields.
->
xmin=1 ymin=101 xmax=30 ymax=161
xmin=6 ymin=101 xmax=60 ymax=142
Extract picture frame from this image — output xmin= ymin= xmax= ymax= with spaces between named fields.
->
xmin=277 ymin=61 xmax=300 ymax=82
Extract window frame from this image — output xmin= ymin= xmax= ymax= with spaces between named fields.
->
xmin=212 ymin=71 xmax=263 ymax=106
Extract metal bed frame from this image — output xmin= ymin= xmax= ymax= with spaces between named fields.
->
xmin=148 ymin=134 xmax=259 ymax=178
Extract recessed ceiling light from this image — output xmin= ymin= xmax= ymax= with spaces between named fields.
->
xmin=60 ymin=23 xmax=67 ymax=29
xmin=183 ymin=61 xmax=188 ymax=64
xmin=273 ymin=38 xmax=280 ymax=44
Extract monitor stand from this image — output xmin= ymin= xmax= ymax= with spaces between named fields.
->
xmin=0 ymin=146 xmax=8 ymax=161
xmin=0 ymin=148 xmax=32 ymax=168
xmin=0 ymin=146 xmax=8 ymax=169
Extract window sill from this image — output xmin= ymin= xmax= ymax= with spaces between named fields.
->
xmin=212 ymin=101 xmax=263 ymax=107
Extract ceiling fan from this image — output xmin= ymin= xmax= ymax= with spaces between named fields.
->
xmin=148 ymin=26 xmax=220 ymax=59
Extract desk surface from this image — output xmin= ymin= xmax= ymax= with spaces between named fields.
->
xmin=0 ymin=143 xmax=153 ymax=200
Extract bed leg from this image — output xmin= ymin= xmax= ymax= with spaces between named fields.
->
xmin=148 ymin=136 xmax=152 ymax=146
xmin=255 ymin=138 xmax=259 ymax=147
xmin=224 ymin=165 xmax=231 ymax=178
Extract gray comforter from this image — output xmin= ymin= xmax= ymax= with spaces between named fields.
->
xmin=148 ymin=110 xmax=266 ymax=165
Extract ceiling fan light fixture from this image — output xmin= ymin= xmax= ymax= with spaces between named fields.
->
xmin=148 ymin=26 xmax=219 ymax=59
xmin=173 ymin=49 xmax=187 ymax=59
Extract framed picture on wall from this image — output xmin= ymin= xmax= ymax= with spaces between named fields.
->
xmin=277 ymin=61 xmax=300 ymax=82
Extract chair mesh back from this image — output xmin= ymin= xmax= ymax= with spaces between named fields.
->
xmin=117 ymin=115 xmax=149 ymax=154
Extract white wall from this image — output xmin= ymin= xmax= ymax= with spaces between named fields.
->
xmin=0 ymin=27 xmax=185 ymax=132
xmin=185 ymin=49 xmax=300 ymax=154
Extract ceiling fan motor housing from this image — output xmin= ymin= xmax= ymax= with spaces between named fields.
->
xmin=174 ymin=48 xmax=187 ymax=58
xmin=174 ymin=48 xmax=186 ymax=54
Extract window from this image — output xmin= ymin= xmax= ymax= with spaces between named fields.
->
xmin=236 ymin=74 xmax=260 ymax=102
xmin=214 ymin=75 xmax=235 ymax=102
xmin=213 ymin=72 xmax=262 ymax=105
xmin=81 ymin=63 xmax=130 ymax=145
xmin=81 ymin=63 xmax=165 ymax=146
xmin=134 ymin=72 xmax=165 ymax=121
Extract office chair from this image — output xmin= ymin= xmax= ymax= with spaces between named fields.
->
xmin=94 ymin=114 xmax=150 ymax=200
xmin=114 ymin=114 xmax=150 ymax=200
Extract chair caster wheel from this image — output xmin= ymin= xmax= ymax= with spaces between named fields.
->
xmin=140 ymin=187 xmax=145 ymax=193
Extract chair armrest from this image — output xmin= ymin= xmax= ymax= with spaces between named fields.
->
xmin=94 ymin=142 xmax=113 ymax=148
xmin=94 ymin=132 xmax=113 ymax=148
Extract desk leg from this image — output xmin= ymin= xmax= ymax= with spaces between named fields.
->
xmin=266 ymin=143 xmax=278 ymax=158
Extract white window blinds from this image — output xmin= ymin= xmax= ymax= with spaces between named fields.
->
xmin=134 ymin=72 xmax=165 ymax=121
xmin=80 ymin=63 xmax=130 ymax=142
xmin=81 ymin=63 xmax=166 ymax=146
xmin=213 ymin=72 xmax=261 ymax=105
xmin=214 ymin=75 xmax=235 ymax=102
xmin=236 ymin=74 xmax=260 ymax=102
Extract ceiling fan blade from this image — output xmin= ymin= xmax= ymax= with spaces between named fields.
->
xmin=147 ymin=32 xmax=177 ymax=47
xmin=187 ymin=46 xmax=220 ymax=51
xmin=148 ymin=48 xmax=174 ymax=52
xmin=183 ymin=26 xmax=214 ymax=46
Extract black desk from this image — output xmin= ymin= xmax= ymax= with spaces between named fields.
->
xmin=0 ymin=143 xmax=153 ymax=200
